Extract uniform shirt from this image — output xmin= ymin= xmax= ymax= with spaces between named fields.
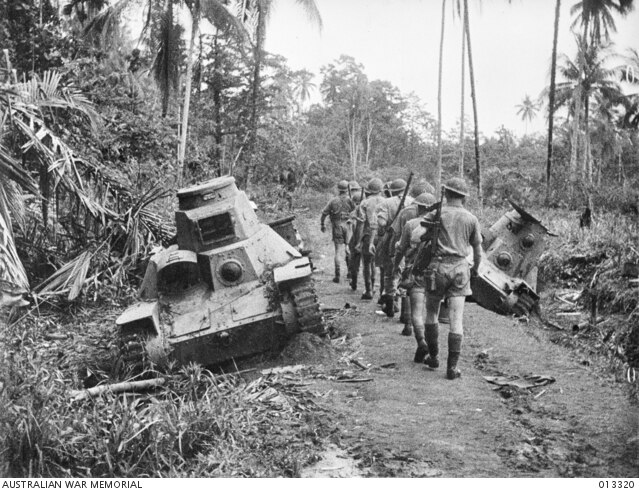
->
xmin=423 ymin=204 xmax=482 ymax=259
xmin=358 ymin=194 xmax=385 ymax=237
xmin=394 ymin=216 xmax=425 ymax=268
xmin=321 ymin=194 xmax=354 ymax=225
xmin=391 ymin=193 xmax=436 ymax=246
xmin=376 ymin=195 xmax=414 ymax=237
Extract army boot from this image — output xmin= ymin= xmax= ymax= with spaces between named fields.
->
xmin=413 ymin=323 xmax=427 ymax=362
xmin=400 ymin=297 xmax=412 ymax=336
xmin=333 ymin=265 xmax=340 ymax=283
xmin=399 ymin=296 xmax=409 ymax=324
xmin=382 ymin=294 xmax=395 ymax=317
xmin=423 ymin=323 xmax=439 ymax=368
xmin=362 ymin=266 xmax=372 ymax=299
xmin=446 ymin=333 xmax=463 ymax=380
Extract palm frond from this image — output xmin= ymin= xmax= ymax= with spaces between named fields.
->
xmin=83 ymin=0 xmax=131 ymax=46
xmin=0 ymin=205 xmax=29 ymax=289
xmin=0 ymin=144 xmax=39 ymax=195
xmin=294 ymin=0 xmax=322 ymax=31
xmin=200 ymin=0 xmax=251 ymax=45
xmin=34 ymin=249 xmax=92 ymax=301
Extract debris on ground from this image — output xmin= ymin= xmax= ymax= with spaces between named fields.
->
xmin=483 ymin=374 xmax=556 ymax=390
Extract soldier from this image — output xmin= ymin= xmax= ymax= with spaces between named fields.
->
xmin=346 ymin=180 xmax=364 ymax=290
xmin=321 ymin=180 xmax=355 ymax=283
xmin=390 ymin=180 xmax=436 ymax=328
xmin=411 ymin=177 xmax=482 ymax=380
xmin=392 ymin=192 xmax=437 ymax=336
xmin=372 ymin=178 xmax=411 ymax=317
xmin=358 ymin=178 xmax=385 ymax=299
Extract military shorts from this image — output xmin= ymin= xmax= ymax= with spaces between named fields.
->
xmin=412 ymin=257 xmax=471 ymax=298
xmin=331 ymin=221 xmax=349 ymax=244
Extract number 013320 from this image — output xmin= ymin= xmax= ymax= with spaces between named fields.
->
xmin=599 ymin=481 xmax=634 ymax=488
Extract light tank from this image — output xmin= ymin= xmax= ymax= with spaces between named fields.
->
xmin=471 ymin=200 xmax=554 ymax=316
xmin=115 ymin=176 xmax=324 ymax=371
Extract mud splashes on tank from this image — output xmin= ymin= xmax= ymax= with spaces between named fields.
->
xmin=471 ymin=200 xmax=555 ymax=316
xmin=114 ymin=177 xmax=324 ymax=373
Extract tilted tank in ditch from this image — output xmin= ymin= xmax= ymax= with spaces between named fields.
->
xmin=115 ymin=176 xmax=324 ymax=371
xmin=471 ymin=200 xmax=554 ymax=316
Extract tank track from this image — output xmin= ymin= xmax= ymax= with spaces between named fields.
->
xmin=512 ymin=291 xmax=537 ymax=316
xmin=113 ymin=332 xmax=149 ymax=378
xmin=290 ymin=278 xmax=325 ymax=335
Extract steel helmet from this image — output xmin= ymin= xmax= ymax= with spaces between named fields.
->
xmin=443 ymin=177 xmax=469 ymax=197
xmin=410 ymin=179 xmax=436 ymax=198
xmin=365 ymin=178 xmax=383 ymax=194
xmin=349 ymin=180 xmax=362 ymax=191
xmin=414 ymin=192 xmax=436 ymax=208
xmin=389 ymin=178 xmax=407 ymax=194
xmin=337 ymin=180 xmax=349 ymax=192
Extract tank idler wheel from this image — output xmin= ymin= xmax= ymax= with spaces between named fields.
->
xmin=290 ymin=278 xmax=325 ymax=335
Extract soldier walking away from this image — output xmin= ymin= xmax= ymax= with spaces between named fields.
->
xmin=358 ymin=178 xmax=385 ymax=299
xmin=392 ymin=192 xmax=437 ymax=336
xmin=390 ymin=179 xmax=436 ymax=327
xmin=372 ymin=178 xmax=411 ymax=317
xmin=321 ymin=180 xmax=355 ymax=283
xmin=346 ymin=180 xmax=364 ymax=290
xmin=411 ymin=178 xmax=482 ymax=380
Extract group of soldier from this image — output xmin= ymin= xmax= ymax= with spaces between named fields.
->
xmin=320 ymin=176 xmax=482 ymax=380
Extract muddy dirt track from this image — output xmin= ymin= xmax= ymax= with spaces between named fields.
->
xmin=297 ymin=227 xmax=638 ymax=478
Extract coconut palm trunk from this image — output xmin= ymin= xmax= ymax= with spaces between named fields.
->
xmin=436 ymin=0 xmax=446 ymax=192
xmin=459 ymin=1 xmax=466 ymax=178
xmin=463 ymin=0 xmax=481 ymax=201
xmin=546 ymin=0 xmax=560 ymax=201
xmin=246 ymin=0 xmax=266 ymax=190
xmin=177 ymin=2 xmax=200 ymax=187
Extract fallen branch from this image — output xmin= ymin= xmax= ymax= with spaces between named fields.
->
xmin=69 ymin=377 xmax=166 ymax=401
xmin=335 ymin=378 xmax=373 ymax=383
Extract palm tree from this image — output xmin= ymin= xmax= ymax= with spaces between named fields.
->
xmin=516 ymin=94 xmax=539 ymax=134
xmin=546 ymin=0 xmax=561 ymax=201
xmin=291 ymin=69 xmax=316 ymax=114
xmin=82 ymin=0 xmax=248 ymax=186
xmin=0 ymin=71 xmax=100 ymax=290
xmin=570 ymin=0 xmax=634 ymax=47
xmin=554 ymin=38 xmax=623 ymax=181
xmin=243 ymin=0 xmax=322 ymax=189
xmin=569 ymin=0 xmax=634 ymax=183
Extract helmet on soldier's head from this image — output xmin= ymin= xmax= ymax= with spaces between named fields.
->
xmin=443 ymin=177 xmax=469 ymax=197
xmin=365 ymin=178 xmax=383 ymax=194
xmin=410 ymin=179 xmax=435 ymax=198
xmin=414 ymin=192 xmax=436 ymax=208
xmin=389 ymin=178 xmax=407 ymax=195
xmin=337 ymin=180 xmax=349 ymax=192
xmin=349 ymin=180 xmax=362 ymax=191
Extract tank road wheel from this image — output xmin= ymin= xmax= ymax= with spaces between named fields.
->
xmin=289 ymin=278 xmax=325 ymax=335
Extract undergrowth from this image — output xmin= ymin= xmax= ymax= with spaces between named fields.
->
xmin=0 ymin=312 xmax=335 ymax=478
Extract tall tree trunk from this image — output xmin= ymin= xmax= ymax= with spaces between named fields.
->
xmin=160 ymin=0 xmax=173 ymax=118
xmin=569 ymin=88 xmax=581 ymax=180
xmin=246 ymin=1 xmax=266 ymax=190
xmin=546 ymin=0 xmax=560 ymax=202
xmin=464 ymin=0 xmax=481 ymax=201
xmin=436 ymin=0 xmax=446 ymax=193
xmin=459 ymin=3 xmax=466 ymax=178
xmin=213 ymin=32 xmax=223 ymax=175
xmin=584 ymin=95 xmax=592 ymax=182
xmin=177 ymin=5 xmax=199 ymax=187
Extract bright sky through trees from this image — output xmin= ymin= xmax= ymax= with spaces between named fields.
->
xmin=265 ymin=0 xmax=639 ymax=137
